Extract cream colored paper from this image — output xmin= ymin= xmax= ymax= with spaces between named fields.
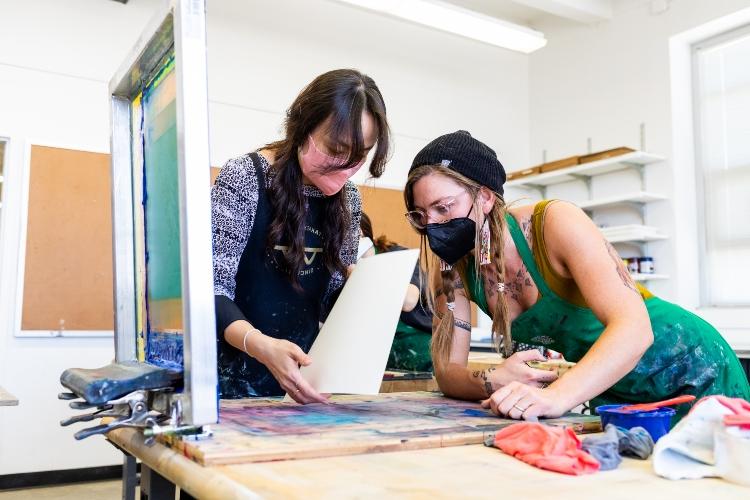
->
xmin=294 ymin=249 xmax=420 ymax=396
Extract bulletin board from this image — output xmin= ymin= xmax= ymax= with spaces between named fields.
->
xmin=360 ymin=184 xmax=477 ymax=326
xmin=359 ymin=185 xmax=421 ymax=249
xmin=21 ymin=145 xmax=114 ymax=331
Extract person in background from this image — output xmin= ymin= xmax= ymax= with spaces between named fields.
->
xmin=212 ymin=69 xmax=390 ymax=403
xmin=359 ymin=213 xmax=433 ymax=372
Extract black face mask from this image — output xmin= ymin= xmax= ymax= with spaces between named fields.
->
xmin=425 ymin=205 xmax=476 ymax=266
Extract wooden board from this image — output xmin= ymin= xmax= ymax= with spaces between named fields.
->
xmin=579 ymin=147 xmax=635 ymax=164
xmin=22 ymin=145 xmax=114 ymax=330
xmin=540 ymin=155 xmax=580 ymax=173
xmin=380 ymin=370 xmax=438 ymax=393
xmin=161 ymin=392 xmax=601 ymax=466
xmin=506 ymin=166 xmax=541 ymax=181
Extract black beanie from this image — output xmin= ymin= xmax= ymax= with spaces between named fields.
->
xmin=409 ymin=130 xmax=506 ymax=195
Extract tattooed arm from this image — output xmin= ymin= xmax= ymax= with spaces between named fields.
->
xmin=528 ymin=201 xmax=653 ymax=415
xmin=433 ymin=275 xmax=558 ymax=401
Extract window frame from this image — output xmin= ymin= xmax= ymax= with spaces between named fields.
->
xmin=691 ymin=23 xmax=750 ymax=308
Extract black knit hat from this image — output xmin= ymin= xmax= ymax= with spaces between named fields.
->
xmin=409 ymin=130 xmax=506 ymax=195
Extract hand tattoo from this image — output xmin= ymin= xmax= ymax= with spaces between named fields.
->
xmin=472 ymin=367 xmax=496 ymax=397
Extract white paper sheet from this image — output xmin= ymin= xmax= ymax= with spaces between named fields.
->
xmin=293 ymin=248 xmax=420 ymax=396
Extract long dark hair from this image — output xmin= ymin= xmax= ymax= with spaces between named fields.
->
xmin=265 ymin=69 xmax=390 ymax=289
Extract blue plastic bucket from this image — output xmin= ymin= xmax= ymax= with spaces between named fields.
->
xmin=595 ymin=404 xmax=675 ymax=442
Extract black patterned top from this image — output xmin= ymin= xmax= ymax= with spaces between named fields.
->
xmin=211 ymin=152 xmax=362 ymax=395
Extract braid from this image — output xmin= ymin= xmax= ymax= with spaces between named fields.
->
xmin=430 ymin=265 xmax=458 ymax=374
xmin=488 ymin=203 xmax=512 ymax=357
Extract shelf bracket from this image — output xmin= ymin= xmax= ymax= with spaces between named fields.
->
xmin=570 ymin=174 xmax=592 ymax=200
xmin=523 ymin=183 xmax=546 ymax=198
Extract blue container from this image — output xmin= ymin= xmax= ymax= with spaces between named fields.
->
xmin=596 ymin=404 xmax=675 ymax=442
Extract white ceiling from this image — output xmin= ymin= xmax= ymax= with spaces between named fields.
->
xmin=445 ymin=0 xmax=555 ymax=25
xmin=445 ymin=0 xmax=617 ymax=26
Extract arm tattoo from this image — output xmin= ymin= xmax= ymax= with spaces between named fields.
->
xmin=453 ymin=318 xmax=471 ymax=332
xmin=472 ymin=367 xmax=496 ymax=397
xmin=605 ymin=240 xmax=639 ymax=294
xmin=520 ymin=216 xmax=533 ymax=240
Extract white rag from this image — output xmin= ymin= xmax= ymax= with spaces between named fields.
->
xmin=653 ymin=396 xmax=750 ymax=481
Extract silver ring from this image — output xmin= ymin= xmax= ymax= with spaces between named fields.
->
xmin=513 ymin=404 xmax=526 ymax=413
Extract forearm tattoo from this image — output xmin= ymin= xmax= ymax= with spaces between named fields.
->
xmin=605 ymin=240 xmax=639 ymax=294
xmin=472 ymin=367 xmax=496 ymax=397
xmin=453 ymin=318 xmax=471 ymax=332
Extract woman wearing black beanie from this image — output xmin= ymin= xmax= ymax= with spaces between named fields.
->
xmin=403 ymin=130 xmax=749 ymax=422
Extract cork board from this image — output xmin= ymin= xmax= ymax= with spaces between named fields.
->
xmin=360 ymin=184 xmax=476 ymax=325
xmin=359 ymin=185 xmax=421 ymax=249
xmin=22 ymin=145 xmax=114 ymax=330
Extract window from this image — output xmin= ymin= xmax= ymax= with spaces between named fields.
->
xmin=0 ymin=138 xmax=5 ymax=209
xmin=693 ymin=25 xmax=750 ymax=307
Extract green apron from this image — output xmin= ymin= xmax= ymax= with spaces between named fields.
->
xmin=467 ymin=213 xmax=750 ymax=421
xmin=388 ymin=321 xmax=433 ymax=372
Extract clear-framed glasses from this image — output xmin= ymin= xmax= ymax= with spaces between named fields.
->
xmin=405 ymin=191 xmax=472 ymax=233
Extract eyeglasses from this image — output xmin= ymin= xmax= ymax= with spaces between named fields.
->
xmin=405 ymin=191 xmax=473 ymax=233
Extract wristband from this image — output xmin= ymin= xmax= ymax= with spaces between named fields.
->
xmin=242 ymin=328 xmax=261 ymax=358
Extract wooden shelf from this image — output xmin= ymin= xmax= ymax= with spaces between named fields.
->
xmin=577 ymin=191 xmax=667 ymax=210
xmin=506 ymin=151 xmax=665 ymax=188
xmin=631 ymin=273 xmax=669 ymax=281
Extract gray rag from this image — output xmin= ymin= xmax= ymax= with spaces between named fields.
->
xmin=614 ymin=424 xmax=654 ymax=459
xmin=582 ymin=424 xmax=622 ymax=471
xmin=582 ymin=424 xmax=655 ymax=471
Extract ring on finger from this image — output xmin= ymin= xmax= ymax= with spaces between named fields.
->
xmin=512 ymin=404 xmax=526 ymax=413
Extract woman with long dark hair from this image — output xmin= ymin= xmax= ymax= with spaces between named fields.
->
xmin=211 ymin=69 xmax=390 ymax=403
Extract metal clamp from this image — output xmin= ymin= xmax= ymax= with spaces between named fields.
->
xmin=59 ymin=390 xmax=166 ymax=440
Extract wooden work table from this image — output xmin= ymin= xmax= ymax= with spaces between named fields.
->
xmin=107 ymin=425 xmax=749 ymax=500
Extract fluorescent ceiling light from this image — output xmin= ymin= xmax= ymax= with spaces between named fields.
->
xmin=333 ymin=0 xmax=547 ymax=53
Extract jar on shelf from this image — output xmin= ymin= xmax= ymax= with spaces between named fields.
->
xmin=625 ymin=257 xmax=639 ymax=275
xmin=638 ymin=256 xmax=654 ymax=274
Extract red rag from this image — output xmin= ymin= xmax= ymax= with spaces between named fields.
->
xmin=711 ymin=395 xmax=750 ymax=429
xmin=493 ymin=422 xmax=600 ymax=475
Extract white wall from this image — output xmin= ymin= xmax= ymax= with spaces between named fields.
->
xmin=0 ymin=0 xmax=530 ymax=474
xmin=523 ymin=0 xmax=750 ymax=345
xmin=206 ymin=0 xmax=530 ymax=188
xmin=523 ymin=0 xmax=750 ymax=296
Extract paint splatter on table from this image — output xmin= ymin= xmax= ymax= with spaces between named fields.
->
xmin=161 ymin=392 xmax=601 ymax=466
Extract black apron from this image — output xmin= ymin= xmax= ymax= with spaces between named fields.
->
xmin=218 ymin=153 xmax=332 ymax=398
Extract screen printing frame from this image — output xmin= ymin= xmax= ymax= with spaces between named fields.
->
xmin=109 ymin=0 xmax=216 ymax=425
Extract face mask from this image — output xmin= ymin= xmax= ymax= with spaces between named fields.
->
xmin=299 ymin=135 xmax=365 ymax=196
xmin=357 ymin=237 xmax=374 ymax=259
xmin=424 ymin=205 xmax=476 ymax=266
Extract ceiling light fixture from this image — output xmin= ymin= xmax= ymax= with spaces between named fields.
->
xmin=333 ymin=0 xmax=547 ymax=53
